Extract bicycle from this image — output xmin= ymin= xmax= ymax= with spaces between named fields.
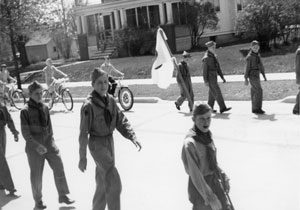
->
xmin=109 ymin=76 xmax=134 ymax=111
xmin=42 ymin=78 xmax=74 ymax=111
xmin=0 ymin=81 xmax=26 ymax=110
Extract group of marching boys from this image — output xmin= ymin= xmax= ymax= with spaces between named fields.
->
xmin=0 ymin=40 xmax=299 ymax=210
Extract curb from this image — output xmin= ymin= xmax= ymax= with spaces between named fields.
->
xmin=280 ymin=96 xmax=296 ymax=104
xmin=72 ymin=97 xmax=161 ymax=104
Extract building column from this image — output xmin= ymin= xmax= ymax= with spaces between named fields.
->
xmin=166 ymin=2 xmax=173 ymax=24
xmin=76 ymin=16 xmax=82 ymax=34
xmin=109 ymin=13 xmax=114 ymax=39
xmin=159 ymin=3 xmax=166 ymax=25
xmin=81 ymin=16 xmax=88 ymax=34
xmin=114 ymin=10 xmax=121 ymax=30
xmin=120 ymin=9 xmax=127 ymax=28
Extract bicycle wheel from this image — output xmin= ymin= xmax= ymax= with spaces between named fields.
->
xmin=62 ymin=89 xmax=73 ymax=111
xmin=42 ymin=89 xmax=53 ymax=110
xmin=118 ymin=87 xmax=134 ymax=111
xmin=11 ymin=90 xmax=26 ymax=110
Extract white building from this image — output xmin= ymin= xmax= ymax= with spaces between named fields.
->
xmin=74 ymin=0 xmax=244 ymax=59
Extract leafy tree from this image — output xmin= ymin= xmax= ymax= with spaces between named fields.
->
xmin=50 ymin=1 xmax=77 ymax=59
xmin=183 ymin=0 xmax=219 ymax=48
xmin=0 ymin=0 xmax=58 ymax=88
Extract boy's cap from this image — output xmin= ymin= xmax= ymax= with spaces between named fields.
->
xmin=28 ymin=81 xmax=43 ymax=93
xmin=182 ymin=51 xmax=191 ymax=58
xmin=91 ymin=68 xmax=107 ymax=84
xmin=205 ymin=41 xmax=216 ymax=48
xmin=193 ymin=102 xmax=212 ymax=116
xmin=251 ymin=40 xmax=260 ymax=46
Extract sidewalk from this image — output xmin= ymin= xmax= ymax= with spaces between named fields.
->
xmin=22 ymin=72 xmax=296 ymax=88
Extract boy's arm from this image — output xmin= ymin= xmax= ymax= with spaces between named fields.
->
xmin=296 ymin=49 xmax=300 ymax=85
xmin=216 ymin=61 xmax=225 ymax=81
xmin=110 ymin=64 xmax=124 ymax=77
xmin=244 ymin=56 xmax=251 ymax=80
xmin=79 ymin=104 xmax=92 ymax=160
xmin=202 ymin=58 xmax=209 ymax=85
xmin=20 ymin=109 xmax=41 ymax=147
xmin=259 ymin=56 xmax=267 ymax=80
xmin=52 ymin=66 xmax=68 ymax=78
xmin=46 ymin=107 xmax=53 ymax=139
xmin=184 ymin=142 xmax=218 ymax=203
xmin=4 ymin=106 xmax=19 ymax=136
xmin=115 ymin=105 xmax=141 ymax=150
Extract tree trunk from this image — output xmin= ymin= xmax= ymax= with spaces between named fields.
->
xmin=9 ymin=30 xmax=22 ymax=90
xmin=16 ymin=39 xmax=30 ymax=67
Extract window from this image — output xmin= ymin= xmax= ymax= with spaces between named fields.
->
xmin=237 ymin=0 xmax=242 ymax=11
xmin=87 ymin=15 xmax=96 ymax=35
xmin=126 ymin=8 xmax=137 ymax=28
xmin=172 ymin=2 xmax=187 ymax=25
xmin=149 ymin=5 xmax=160 ymax=27
xmin=207 ymin=0 xmax=220 ymax=12
xmin=137 ymin=6 xmax=148 ymax=29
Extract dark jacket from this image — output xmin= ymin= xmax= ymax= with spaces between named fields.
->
xmin=0 ymin=104 xmax=18 ymax=146
xmin=244 ymin=51 xmax=266 ymax=79
xmin=202 ymin=51 xmax=224 ymax=84
xmin=20 ymin=99 xmax=55 ymax=151
xmin=296 ymin=47 xmax=300 ymax=85
xmin=79 ymin=91 xmax=136 ymax=158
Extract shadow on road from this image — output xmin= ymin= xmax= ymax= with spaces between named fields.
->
xmin=253 ymin=113 xmax=277 ymax=121
xmin=50 ymin=110 xmax=73 ymax=115
xmin=59 ymin=206 xmax=76 ymax=210
xmin=0 ymin=191 xmax=21 ymax=209
xmin=212 ymin=113 xmax=231 ymax=120
xmin=178 ymin=111 xmax=192 ymax=117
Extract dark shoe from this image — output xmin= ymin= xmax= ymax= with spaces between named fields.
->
xmin=220 ymin=107 xmax=232 ymax=114
xmin=59 ymin=195 xmax=75 ymax=205
xmin=35 ymin=200 xmax=47 ymax=209
xmin=293 ymin=110 xmax=299 ymax=115
xmin=174 ymin=102 xmax=180 ymax=111
xmin=7 ymin=189 xmax=20 ymax=197
xmin=0 ymin=185 xmax=5 ymax=190
xmin=253 ymin=109 xmax=265 ymax=114
xmin=212 ymin=110 xmax=217 ymax=113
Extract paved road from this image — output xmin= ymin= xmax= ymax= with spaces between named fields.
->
xmin=1 ymin=101 xmax=299 ymax=210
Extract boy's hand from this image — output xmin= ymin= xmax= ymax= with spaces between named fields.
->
xmin=206 ymin=193 xmax=222 ymax=210
xmin=205 ymin=82 xmax=209 ymax=87
xmin=132 ymin=139 xmax=142 ymax=151
xmin=36 ymin=144 xmax=47 ymax=155
xmin=14 ymin=135 xmax=19 ymax=142
xmin=264 ymin=77 xmax=267 ymax=81
xmin=244 ymin=79 xmax=249 ymax=86
xmin=222 ymin=78 xmax=226 ymax=83
xmin=78 ymin=158 xmax=87 ymax=172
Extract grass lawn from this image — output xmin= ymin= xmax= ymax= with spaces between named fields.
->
xmin=66 ymin=80 xmax=298 ymax=101
xmin=25 ymin=42 xmax=299 ymax=84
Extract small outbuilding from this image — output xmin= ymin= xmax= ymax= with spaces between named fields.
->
xmin=25 ymin=36 xmax=60 ymax=63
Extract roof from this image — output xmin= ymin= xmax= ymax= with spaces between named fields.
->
xmin=25 ymin=36 xmax=52 ymax=47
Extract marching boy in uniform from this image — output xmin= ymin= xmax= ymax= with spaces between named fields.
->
xmin=20 ymin=81 xmax=74 ymax=209
xmin=78 ymin=68 xmax=142 ymax=210
xmin=244 ymin=40 xmax=267 ymax=114
xmin=202 ymin=41 xmax=231 ymax=114
xmin=0 ymin=100 xmax=19 ymax=196
xmin=182 ymin=103 xmax=232 ymax=210
xmin=293 ymin=45 xmax=300 ymax=115
xmin=175 ymin=51 xmax=194 ymax=112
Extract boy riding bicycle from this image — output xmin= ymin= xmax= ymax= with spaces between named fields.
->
xmin=0 ymin=64 xmax=17 ymax=100
xmin=43 ymin=58 xmax=68 ymax=99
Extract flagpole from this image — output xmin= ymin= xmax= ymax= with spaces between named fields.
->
xmin=158 ymin=28 xmax=193 ymax=108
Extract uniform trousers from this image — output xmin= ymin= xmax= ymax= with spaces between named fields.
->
xmin=207 ymin=73 xmax=226 ymax=111
xmin=249 ymin=71 xmax=263 ymax=111
xmin=26 ymin=145 xmax=70 ymax=203
xmin=0 ymin=129 xmax=15 ymax=191
xmin=176 ymin=82 xmax=194 ymax=111
xmin=89 ymin=135 xmax=122 ymax=210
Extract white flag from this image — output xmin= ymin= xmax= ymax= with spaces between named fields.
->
xmin=151 ymin=28 xmax=175 ymax=89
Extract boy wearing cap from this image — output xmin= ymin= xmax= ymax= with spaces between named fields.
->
xmin=244 ymin=41 xmax=267 ymax=114
xmin=182 ymin=103 xmax=231 ymax=210
xmin=175 ymin=51 xmax=194 ymax=112
xmin=78 ymin=68 xmax=141 ymax=210
xmin=202 ymin=41 xmax=231 ymax=114
xmin=293 ymin=45 xmax=300 ymax=115
xmin=20 ymin=81 xmax=74 ymax=209
xmin=0 ymin=64 xmax=17 ymax=99
xmin=0 ymin=100 xmax=19 ymax=196
xmin=100 ymin=56 xmax=124 ymax=96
